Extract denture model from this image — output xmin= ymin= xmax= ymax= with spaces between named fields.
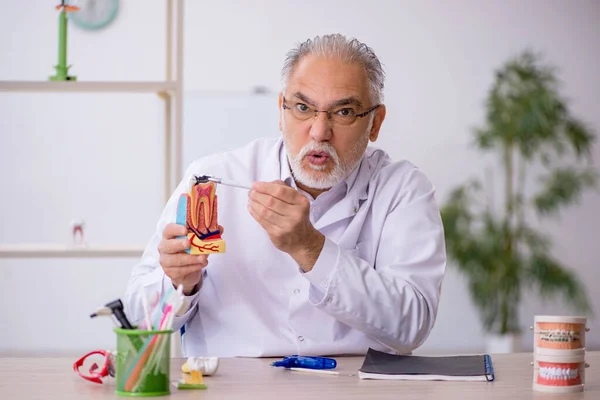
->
xmin=533 ymin=316 xmax=587 ymax=350
xmin=533 ymin=350 xmax=587 ymax=393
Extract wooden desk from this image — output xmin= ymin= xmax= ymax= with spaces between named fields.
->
xmin=1 ymin=352 xmax=598 ymax=399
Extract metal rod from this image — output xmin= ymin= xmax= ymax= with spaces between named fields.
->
xmin=208 ymin=177 xmax=252 ymax=190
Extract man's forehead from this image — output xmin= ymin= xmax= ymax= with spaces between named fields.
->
xmin=286 ymin=55 xmax=370 ymax=104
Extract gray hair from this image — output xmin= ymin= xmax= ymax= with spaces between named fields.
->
xmin=280 ymin=33 xmax=385 ymax=104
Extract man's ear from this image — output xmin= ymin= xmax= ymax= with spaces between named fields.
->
xmin=278 ymin=93 xmax=284 ymax=132
xmin=369 ymin=104 xmax=386 ymax=142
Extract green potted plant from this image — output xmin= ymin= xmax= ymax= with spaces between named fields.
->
xmin=440 ymin=50 xmax=596 ymax=353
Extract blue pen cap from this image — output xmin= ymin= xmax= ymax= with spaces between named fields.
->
xmin=271 ymin=355 xmax=337 ymax=369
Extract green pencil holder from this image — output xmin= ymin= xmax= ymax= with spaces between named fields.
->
xmin=113 ymin=328 xmax=173 ymax=397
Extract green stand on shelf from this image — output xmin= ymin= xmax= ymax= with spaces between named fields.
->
xmin=49 ymin=1 xmax=79 ymax=81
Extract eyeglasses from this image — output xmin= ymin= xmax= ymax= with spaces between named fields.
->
xmin=73 ymin=349 xmax=115 ymax=384
xmin=282 ymin=96 xmax=380 ymax=126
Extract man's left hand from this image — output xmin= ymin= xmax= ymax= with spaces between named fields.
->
xmin=247 ymin=180 xmax=324 ymax=272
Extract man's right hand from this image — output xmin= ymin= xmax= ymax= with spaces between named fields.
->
xmin=158 ymin=223 xmax=208 ymax=295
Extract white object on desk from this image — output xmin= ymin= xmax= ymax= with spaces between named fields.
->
xmin=287 ymin=368 xmax=340 ymax=376
xmin=186 ymin=357 xmax=220 ymax=376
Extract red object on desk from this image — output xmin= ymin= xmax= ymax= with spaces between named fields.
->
xmin=73 ymin=350 xmax=113 ymax=384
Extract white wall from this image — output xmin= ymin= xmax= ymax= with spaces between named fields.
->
xmin=1 ymin=0 xmax=599 ymax=356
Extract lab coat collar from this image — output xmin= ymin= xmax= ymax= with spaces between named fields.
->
xmin=257 ymin=137 xmax=287 ymax=183
xmin=312 ymin=155 xmax=371 ymax=230
xmin=278 ymin=139 xmax=295 ymax=188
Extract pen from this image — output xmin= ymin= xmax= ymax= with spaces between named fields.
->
xmin=287 ymin=367 xmax=340 ymax=375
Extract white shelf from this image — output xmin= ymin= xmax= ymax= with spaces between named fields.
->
xmin=0 ymin=81 xmax=177 ymax=94
xmin=0 ymin=244 xmax=145 ymax=258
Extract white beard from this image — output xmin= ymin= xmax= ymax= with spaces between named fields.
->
xmin=284 ymin=134 xmax=369 ymax=190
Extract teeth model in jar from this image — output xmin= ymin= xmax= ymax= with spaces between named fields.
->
xmin=533 ymin=349 xmax=589 ymax=393
xmin=533 ymin=316 xmax=588 ymax=350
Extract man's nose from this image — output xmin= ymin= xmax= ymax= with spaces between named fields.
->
xmin=309 ymin=111 xmax=333 ymax=142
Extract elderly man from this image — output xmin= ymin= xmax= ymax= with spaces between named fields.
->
xmin=124 ymin=33 xmax=446 ymax=357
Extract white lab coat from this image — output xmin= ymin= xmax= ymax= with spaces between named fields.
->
xmin=124 ymin=137 xmax=446 ymax=357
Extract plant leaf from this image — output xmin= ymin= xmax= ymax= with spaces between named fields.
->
xmin=471 ymin=49 xmax=596 ymax=164
xmin=563 ymin=117 xmax=596 ymax=160
xmin=514 ymin=224 xmax=551 ymax=253
xmin=525 ymin=253 xmax=593 ymax=315
xmin=533 ymin=167 xmax=598 ymax=216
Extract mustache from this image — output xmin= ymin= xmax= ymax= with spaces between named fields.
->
xmin=297 ymin=142 xmax=340 ymax=164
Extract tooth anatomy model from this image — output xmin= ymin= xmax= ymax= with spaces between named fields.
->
xmin=176 ymin=176 xmax=226 ymax=254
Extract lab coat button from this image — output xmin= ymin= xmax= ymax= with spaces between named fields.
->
xmin=293 ymin=289 xmax=300 ymax=294
xmin=298 ymin=336 xmax=305 ymax=342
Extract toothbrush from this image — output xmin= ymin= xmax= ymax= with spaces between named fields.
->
xmin=141 ymin=289 xmax=152 ymax=330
